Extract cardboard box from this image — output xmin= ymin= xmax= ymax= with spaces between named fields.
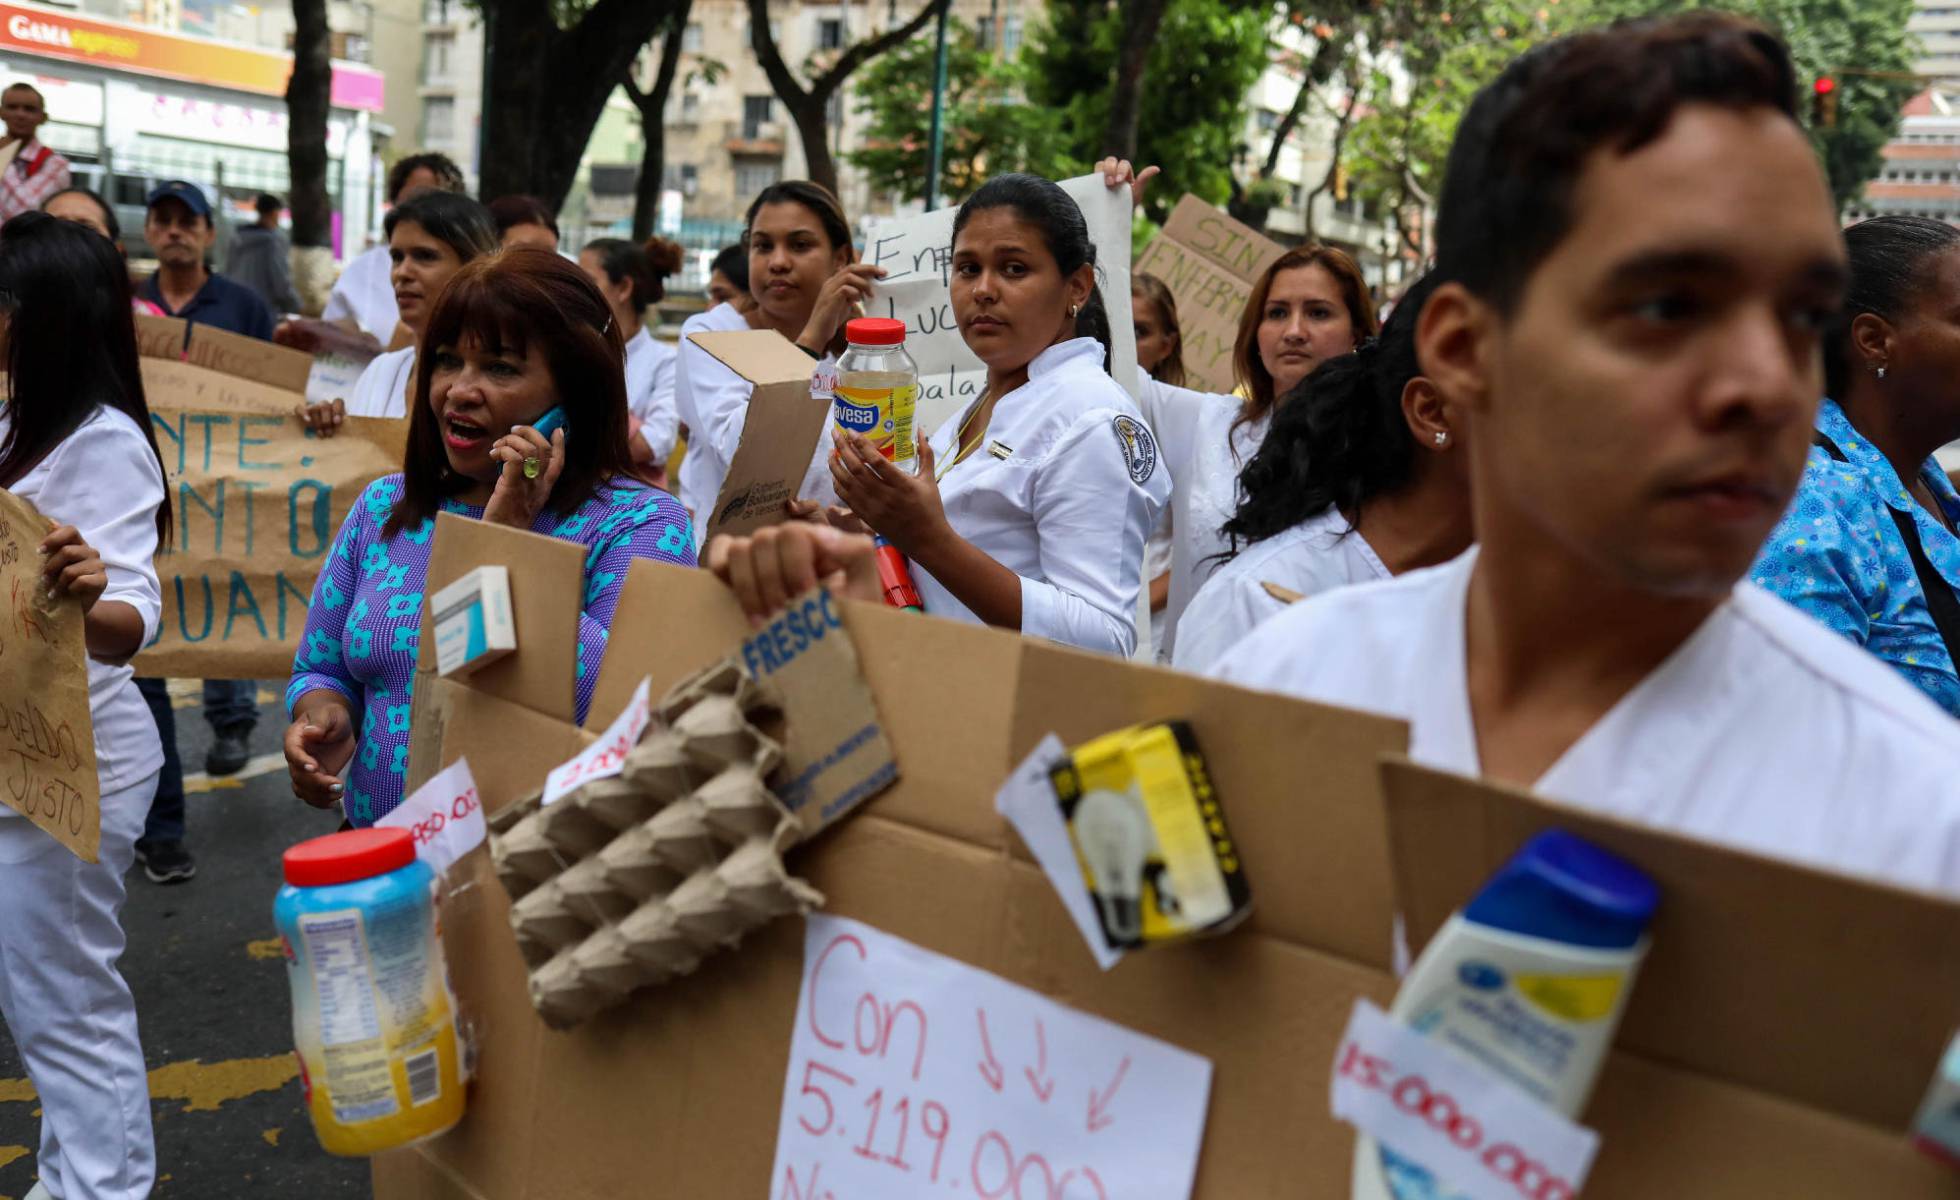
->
xmin=374 ymin=533 xmax=1960 ymax=1197
xmin=690 ymin=329 xmax=831 ymax=541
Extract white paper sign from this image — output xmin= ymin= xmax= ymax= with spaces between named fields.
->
xmin=770 ymin=915 xmax=1212 ymax=1200
xmin=861 ymin=175 xmax=1140 ymax=441
xmin=994 ymin=734 xmax=1122 ymax=972
xmin=542 ymin=676 xmax=652 ymax=806
xmin=1331 ymin=999 xmax=1600 ymax=1200
xmin=376 ymin=756 xmax=485 ymax=877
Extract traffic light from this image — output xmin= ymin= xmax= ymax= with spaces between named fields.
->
xmin=1812 ymin=76 xmax=1839 ymax=128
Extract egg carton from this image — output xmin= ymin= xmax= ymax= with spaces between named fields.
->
xmin=489 ymin=662 xmax=822 ymax=1029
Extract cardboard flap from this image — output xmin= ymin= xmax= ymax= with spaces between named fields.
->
xmin=1009 ymin=643 xmax=1411 ymax=969
xmin=687 ymin=328 xmax=819 ymax=387
xmin=182 ymin=322 xmax=315 ymax=392
xmin=134 ymin=314 xmax=188 ymax=361
xmin=1380 ymin=758 xmax=1960 ymax=1131
xmin=589 ymin=559 xmax=1020 ymax=848
xmin=704 ymin=391 xmax=830 ymax=540
xmin=421 ymin=513 xmax=583 ymax=723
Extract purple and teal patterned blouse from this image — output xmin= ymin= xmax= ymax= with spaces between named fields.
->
xmin=286 ymin=473 xmax=696 ymax=825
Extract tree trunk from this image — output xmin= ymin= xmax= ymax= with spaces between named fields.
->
xmin=1262 ymin=28 xmax=1349 ymax=180
xmin=1101 ymin=0 xmax=1170 ymax=161
xmin=1301 ymin=65 xmax=1363 ymax=241
xmin=787 ymin=94 xmax=839 ymax=196
xmin=478 ymin=0 xmax=685 ymax=210
xmin=285 ymin=0 xmax=332 ymax=248
xmin=748 ymin=0 xmax=951 ymax=199
xmin=628 ymin=3 xmax=691 ymax=241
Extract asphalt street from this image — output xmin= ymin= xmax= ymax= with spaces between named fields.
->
xmin=0 ymin=682 xmax=369 ymax=1199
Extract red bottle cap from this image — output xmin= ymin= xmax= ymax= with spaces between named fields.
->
xmin=283 ymin=827 xmax=417 ymax=887
xmin=845 ymin=317 xmax=907 ymax=346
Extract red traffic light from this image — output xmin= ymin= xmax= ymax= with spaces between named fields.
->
xmin=1814 ymin=76 xmax=1837 ymax=95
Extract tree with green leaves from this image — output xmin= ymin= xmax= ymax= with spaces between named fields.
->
xmin=847 ymin=19 xmax=1061 ymax=205
xmin=1588 ymin=0 xmax=1921 ymax=209
xmin=1023 ymin=0 xmax=1269 ymax=223
xmin=748 ymin=0 xmax=953 ymax=196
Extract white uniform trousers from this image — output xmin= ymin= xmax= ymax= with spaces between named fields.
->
xmin=0 ymin=771 xmax=157 ymax=1200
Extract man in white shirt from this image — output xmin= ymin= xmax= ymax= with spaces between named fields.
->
xmin=321 ymin=151 xmax=465 ymax=344
xmin=1212 ymin=13 xmax=1960 ymax=897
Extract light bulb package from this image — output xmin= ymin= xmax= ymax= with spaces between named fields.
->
xmin=1047 ymin=721 xmax=1251 ymax=952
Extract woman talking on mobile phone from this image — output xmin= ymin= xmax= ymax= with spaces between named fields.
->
xmin=813 ymin=174 xmax=1169 ymax=656
xmin=0 ymin=212 xmax=171 ymax=1200
xmin=283 ymin=251 xmax=697 ymax=826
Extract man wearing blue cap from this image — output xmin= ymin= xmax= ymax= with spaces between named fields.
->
xmin=136 ymin=180 xmax=274 ymax=340
xmin=131 ymin=179 xmax=276 ymax=887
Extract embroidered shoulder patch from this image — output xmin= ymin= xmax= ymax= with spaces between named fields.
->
xmin=1112 ymin=414 xmax=1158 ymax=485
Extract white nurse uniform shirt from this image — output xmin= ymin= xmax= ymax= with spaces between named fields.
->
xmin=344 ymin=346 xmax=415 ymax=419
xmin=916 ymin=337 xmax=1171 ymax=657
xmin=1171 ymin=507 xmax=1389 ymax=674
xmin=623 ymin=326 xmax=680 ymax=464
xmin=673 ymin=302 xmax=837 ymax=533
xmin=1212 ymin=548 xmax=1960 ymax=897
xmin=1138 ymin=377 xmax=1268 ymax=661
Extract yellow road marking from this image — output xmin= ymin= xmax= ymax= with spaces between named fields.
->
xmin=262 ymin=1127 xmax=281 ymax=1146
xmin=183 ymin=752 xmax=290 ymax=796
xmin=0 ymin=1145 xmax=24 ymax=1169
xmin=0 ymin=1054 xmax=299 ymax=1115
xmin=245 ymin=936 xmax=284 ymax=960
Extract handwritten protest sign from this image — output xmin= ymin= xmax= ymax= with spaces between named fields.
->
xmin=132 ymin=322 xmax=405 ymax=680
xmin=1133 ymin=194 xmax=1285 ymax=394
xmin=0 ymin=489 xmax=100 ymax=862
xmin=770 ymin=915 xmax=1212 ymax=1200
xmin=861 ymin=176 xmax=1141 ymax=439
xmin=378 ymin=756 xmax=485 ymax=878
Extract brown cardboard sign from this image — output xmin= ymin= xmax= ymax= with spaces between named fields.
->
xmin=689 ymin=329 xmax=830 ymax=540
xmin=0 ymin=488 xmax=100 ymax=863
xmin=132 ymin=409 xmax=405 ymax=680
xmin=1133 ymin=194 xmax=1285 ymax=393
xmin=1380 ymin=758 xmax=1960 ymax=1197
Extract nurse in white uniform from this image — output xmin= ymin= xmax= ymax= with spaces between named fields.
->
xmin=827 ymin=174 xmax=1169 ymax=657
xmin=579 ymin=236 xmax=685 ymax=472
xmin=0 ymin=213 xmax=170 ymax=1200
xmin=301 ymin=192 xmax=499 ymax=434
xmin=1142 ymin=244 xmax=1376 ymax=659
xmin=321 ymin=152 xmax=467 ymax=344
xmin=1216 ymin=17 xmax=1960 ymax=898
xmin=1173 ymin=271 xmax=1472 ymax=673
xmin=673 ymin=181 xmax=884 ymax=528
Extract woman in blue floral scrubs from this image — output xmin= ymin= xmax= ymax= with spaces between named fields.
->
xmin=282 ymin=249 xmax=696 ymax=824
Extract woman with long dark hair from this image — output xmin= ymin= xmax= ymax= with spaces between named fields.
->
xmin=1173 ymin=272 xmax=1472 ymax=672
xmin=0 ymin=211 xmax=171 ymax=1199
xmin=579 ymin=235 xmax=686 ymax=472
xmin=673 ymin=180 xmax=882 ymax=528
xmin=282 ymin=251 xmax=697 ymax=825
xmin=817 ymin=174 xmax=1168 ymax=655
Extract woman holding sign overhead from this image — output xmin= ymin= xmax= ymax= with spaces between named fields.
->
xmin=1099 ymin=161 xmax=1379 ymax=659
xmin=283 ymin=251 xmax=696 ymax=827
xmin=816 ymin=174 xmax=1169 ymax=656
xmin=299 ymin=191 xmax=501 ymax=436
xmin=0 ymin=212 xmax=171 ymax=1200
xmin=673 ymin=181 xmax=884 ymax=531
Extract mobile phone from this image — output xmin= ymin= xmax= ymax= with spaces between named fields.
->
xmin=528 ymin=406 xmax=568 ymax=439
